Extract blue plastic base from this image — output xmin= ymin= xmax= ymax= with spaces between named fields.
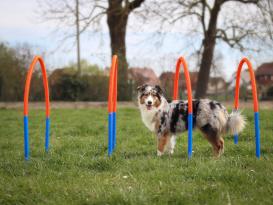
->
xmin=108 ymin=112 xmax=116 ymax=156
xmin=188 ymin=113 xmax=193 ymax=159
xmin=45 ymin=117 xmax=50 ymax=152
xmin=23 ymin=116 xmax=51 ymax=160
xmin=234 ymin=134 xmax=239 ymax=144
xmin=233 ymin=112 xmax=260 ymax=158
xmin=113 ymin=112 xmax=116 ymax=150
xmin=108 ymin=113 xmax=113 ymax=156
xmin=24 ymin=116 xmax=29 ymax=160
xmin=254 ymin=112 xmax=260 ymax=158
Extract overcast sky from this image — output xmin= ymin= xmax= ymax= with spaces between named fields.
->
xmin=0 ymin=0 xmax=272 ymax=80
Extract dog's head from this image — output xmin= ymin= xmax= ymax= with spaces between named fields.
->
xmin=137 ymin=84 xmax=164 ymax=111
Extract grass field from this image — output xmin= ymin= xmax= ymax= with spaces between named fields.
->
xmin=0 ymin=107 xmax=273 ymax=205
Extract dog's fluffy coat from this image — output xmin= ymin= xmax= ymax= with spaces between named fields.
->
xmin=137 ymin=84 xmax=246 ymax=157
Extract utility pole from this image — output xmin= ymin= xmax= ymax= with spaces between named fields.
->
xmin=76 ymin=0 xmax=81 ymax=76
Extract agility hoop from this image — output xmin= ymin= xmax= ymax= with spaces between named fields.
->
xmin=173 ymin=57 xmax=193 ymax=159
xmin=108 ymin=55 xmax=118 ymax=156
xmin=23 ymin=56 xmax=50 ymax=160
xmin=233 ymin=57 xmax=261 ymax=158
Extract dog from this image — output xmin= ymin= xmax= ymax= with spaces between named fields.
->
xmin=137 ymin=84 xmax=246 ymax=157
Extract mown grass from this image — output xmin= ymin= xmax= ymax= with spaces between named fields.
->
xmin=0 ymin=107 xmax=273 ymax=205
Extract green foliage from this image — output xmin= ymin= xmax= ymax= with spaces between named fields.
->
xmin=0 ymin=42 xmax=110 ymax=102
xmin=0 ymin=43 xmax=25 ymax=101
xmin=50 ymin=72 xmax=84 ymax=101
xmin=80 ymin=75 xmax=109 ymax=101
xmin=49 ymin=68 xmax=109 ymax=101
xmin=0 ymin=108 xmax=273 ymax=204
xmin=66 ymin=59 xmax=105 ymax=76
xmin=0 ymin=43 xmax=43 ymax=101
xmin=267 ymin=86 xmax=273 ymax=98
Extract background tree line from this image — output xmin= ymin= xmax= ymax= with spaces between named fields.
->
xmin=0 ymin=43 xmax=111 ymax=101
xmin=1 ymin=0 xmax=272 ymax=102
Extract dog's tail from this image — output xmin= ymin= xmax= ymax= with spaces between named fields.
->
xmin=226 ymin=110 xmax=246 ymax=135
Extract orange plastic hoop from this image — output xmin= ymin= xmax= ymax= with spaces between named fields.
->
xmin=173 ymin=57 xmax=193 ymax=113
xmin=234 ymin=57 xmax=259 ymax=112
xmin=23 ymin=56 xmax=50 ymax=160
xmin=24 ymin=56 xmax=50 ymax=117
xmin=108 ymin=55 xmax=118 ymax=113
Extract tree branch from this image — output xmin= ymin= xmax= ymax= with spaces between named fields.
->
xmin=223 ymin=0 xmax=259 ymax=4
xmin=79 ymin=11 xmax=106 ymax=34
xmin=216 ymin=27 xmax=258 ymax=51
xmin=200 ymin=0 xmax=207 ymax=35
xmin=128 ymin=0 xmax=146 ymax=12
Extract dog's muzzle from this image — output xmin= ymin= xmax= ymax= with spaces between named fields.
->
xmin=146 ymin=101 xmax=153 ymax=110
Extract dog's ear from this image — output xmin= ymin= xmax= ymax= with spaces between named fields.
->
xmin=137 ymin=84 xmax=148 ymax=93
xmin=155 ymin=85 xmax=163 ymax=95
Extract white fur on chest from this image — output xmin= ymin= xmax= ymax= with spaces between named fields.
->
xmin=140 ymin=109 xmax=157 ymax=131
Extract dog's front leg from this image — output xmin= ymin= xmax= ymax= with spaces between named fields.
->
xmin=166 ymin=135 xmax=177 ymax=155
xmin=157 ymin=132 xmax=170 ymax=156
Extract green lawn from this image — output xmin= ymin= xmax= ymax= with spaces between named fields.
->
xmin=0 ymin=107 xmax=273 ymax=205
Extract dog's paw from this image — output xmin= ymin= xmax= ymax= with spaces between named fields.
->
xmin=157 ymin=150 xmax=163 ymax=157
xmin=166 ymin=148 xmax=174 ymax=155
xmin=169 ymin=149 xmax=174 ymax=155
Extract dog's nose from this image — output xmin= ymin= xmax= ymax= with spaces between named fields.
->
xmin=147 ymin=101 xmax=152 ymax=105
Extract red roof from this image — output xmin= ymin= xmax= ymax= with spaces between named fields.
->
xmin=159 ymin=71 xmax=198 ymax=90
xmin=256 ymin=62 xmax=273 ymax=76
xmin=128 ymin=67 xmax=160 ymax=85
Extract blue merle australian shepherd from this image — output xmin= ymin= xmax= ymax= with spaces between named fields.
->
xmin=137 ymin=84 xmax=246 ymax=157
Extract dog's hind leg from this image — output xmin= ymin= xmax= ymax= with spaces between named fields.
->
xmin=200 ymin=123 xmax=224 ymax=157
xmin=211 ymin=136 xmax=224 ymax=157
xmin=203 ymin=133 xmax=224 ymax=157
xmin=218 ymin=136 xmax=224 ymax=155
xmin=157 ymin=132 xmax=170 ymax=156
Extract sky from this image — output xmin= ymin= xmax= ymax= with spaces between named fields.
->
xmin=0 ymin=0 xmax=272 ymax=80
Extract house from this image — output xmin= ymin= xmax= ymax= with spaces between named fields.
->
xmin=128 ymin=67 xmax=160 ymax=86
xmin=229 ymin=70 xmax=251 ymax=89
xmin=159 ymin=71 xmax=228 ymax=98
xmin=227 ymin=70 xmax=253 ymax=100
xmin=128 ymin=67 xmax=160 ymax=97
xmin=256 ymin=62 xmax=273 ymax=99
xmin=207 ymin=77 xmax=227 ymax=95
xmin=228 ymin=62 xmax=273 ymax=100
xmin=159 ymin=71 xmax=198 ymax=99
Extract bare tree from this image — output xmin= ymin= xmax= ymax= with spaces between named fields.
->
xmin=258 ymin=0 xmax=273 ymax=39
xmin=211 ymin=51 xmax=224 ymax=78
xmin=37 ymin=0 xmax=106 ymax=75
xmin=145 ymin=0 xmax=272 ymax=98
xmin=37 ymin=0 xmax=146 ymax=100
xmin=107 ymin=0 xmax=145 ymax=100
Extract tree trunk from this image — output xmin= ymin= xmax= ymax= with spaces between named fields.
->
xmin=107 ymin=2 xmax=130 ymax=101
xmin=195 ymin=1 xmax=222 ymax=98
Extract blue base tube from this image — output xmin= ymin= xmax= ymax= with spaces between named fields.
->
xmin=254 ymin=112 xmax=260 ymax=158
xmin=234 ymin=134 xmax=239 ymax=144
xmin=188 ymin=114 xmax=193 ymax=159
xmin=23 ymin=115 xmax=51 ymax=160
xmin=24 ymin=116 xmax=29 ymax=160
xmin=113 ymin=112 xmax=116 ymax=151
xmin=108 ymin=113 xmax=114 ymax=156
xmin=45 ymin=117 xmax=50 ymax=152
xmin=108 ymin=112 xmax=117 ymax=156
